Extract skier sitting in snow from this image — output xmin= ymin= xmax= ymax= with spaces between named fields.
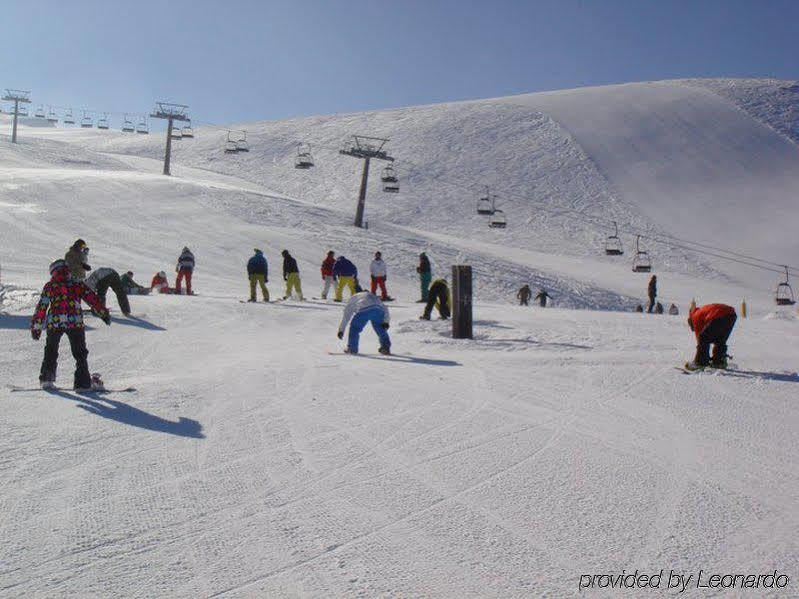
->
xmin=534 ymin=288 xmax=551 ymax=307
xmin=668 ymin=303 xmax=679 ymax=315
xmin=281 ymin=250 xmax=304 ymax=300
xmin=246 ymin=249 xmax=269 ymax=302
xmin=31 ymin=259 xmax=110 ymax=390
xmin=684 ymin=303 xmax=737 ymax=370
xmin=333 ymin=255 xmax=358 ymax=302
xmin=369 ymin=251 xmax=391 ymax=301
xmin=337 ymin=291 xmax=391 ymax=355
xmin=175 ymin=247 xmax=195 ymax=295
xmin=65 ymin=239 xmax=91 ymax=281
xmin=151 ymin=271 xmax=171 ymax=294
xmin=120 ymin=271 xmax=149 ymax=295
xmin=420 ymin=278 xmax=451 ymax=320
xmin=517 ymin=284 xmax=532 ymax=306
xmin=86 ymin=267 xmax=131 ymax=316
xmin=320 ymin=250 xmax=336 ymax=300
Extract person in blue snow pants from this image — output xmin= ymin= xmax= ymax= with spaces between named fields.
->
xmin=337 ymin=292 xmax=391 ymax=355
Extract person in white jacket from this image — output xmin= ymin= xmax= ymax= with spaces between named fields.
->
xmin=369 ymin=251 xmax=391 ymax=300
xmin=337 ymin=291 xmax=391 ymax=355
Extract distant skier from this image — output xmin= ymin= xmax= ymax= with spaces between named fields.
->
xmin=86 ymin=267 xmax=131 ymax=316
xmin=281 ymin=250 xmax=304 ymax=300
xmin=175 ymin=247 xmax=195 ymax=295
xmin=246 ymin=249 xmax=269 ymax=302
xmin=121 ymin=271 xmax=149 ymax=295
xmin=369 ymin=251 xmax=391 ymax=300
xmin=534 ymin=289 xmax=551 ymax=307
xmin=517 ymin=284 xmax=532 ymax=306
xmin=635 ymin=304 xmax=644 ymax=313
xmin=65 ymin=239 xmax=91 ymax=281
xmin=320 ymin=250 xmax=336 ymax=300
xmin=151 ymin=271 xmax=171 ymax=294
xmin=420 ymin=278 xmax=450 ymax=320
xmin=654 ymin=301 xmax=664 ymax=314
xmin=684 ymin=303 xmax=737 ymax=370
xmin=31 ymin=259 xmax=110 ymax=390
xmin=333 ymin=255 xmax=358 ymax=302
xmin=337 ymin=291 xmax=391 ymax=355
xmin=647 ymin=275 xmax=657 ymax=313
xmin=417 ymin=252 xmax=432 ymax=302
xmin=668 ymin=303 xmax=679 ymax=315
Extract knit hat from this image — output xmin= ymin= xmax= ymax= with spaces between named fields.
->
xmin=254 ymin=248 xmax=262 ymax=254
xmin=281 ymin=250 xmax=289 ymax=257
xmin=327 ymin=250 xmax=334 ymax=256
xmin=49 ymin=259 xmax=67 ymax=274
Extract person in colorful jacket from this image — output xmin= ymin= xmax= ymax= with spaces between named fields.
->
xmin=175 ymin=247 xmax=195 ymax=295
xmin=31 ymin=259 xmax=110 ymax=389
xmin=246 ymin=249 xmax=269 ymax=302
xmin=337 ymin=291 xmax=391 ymax=355
xmin=685 ymin=303 xmax=737 ymax=370
xmin=369 ymin=251 xmax=391 ymax=300
xmin=281 ymin=250 xmax=304 ymax=300
xmin=64 ymin=239 xmax=91 ymax=281
xmin=332 ymin=255 xmax=358 ymax=302
xmin=320 ymin=251 xmax=336 ymax=300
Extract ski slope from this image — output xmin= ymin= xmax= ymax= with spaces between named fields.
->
xmin=0 ymin=79 xmax=798 ymax=597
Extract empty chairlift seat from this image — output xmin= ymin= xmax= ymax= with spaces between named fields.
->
xmin=46 ymin=107 xmax=58 ymax=123
xmin=477 ymin=196 xmax=493 ymax=215
xmin=295 ymin=143 xmax=314 ymax=169
xmin=776 ymin=266 xmax=796 ymax=305
xmin=63 ymin=109 xmax=75 ymax=125
xmin=381 ymin=165 xmax=399 ymax=193
xmin=34 ymin=105 xmax=45 ymax=118
xmin=136 ymin=118 xmax=149 ymax=134
xmin=632 ymin=235 xmax=652 ymax=272
xmin=489 ymin=210 xmax=507 ymax=228
xmin=97 ymin=113 xmax=109 ymax=130
xmin=181 ymin=121 xmax=194 ymax=138
xmin=80 ymin=112 xmax=93 ymax=128
xmin=604 ymin=221 xmax=624 ymax=255
xmin=235 ymin=131 xmax=249 ymax=152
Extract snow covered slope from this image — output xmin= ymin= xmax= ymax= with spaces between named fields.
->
xmin=0 ymin=80 xmax=798 ymax=597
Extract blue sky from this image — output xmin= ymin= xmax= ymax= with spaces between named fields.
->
xmin=1 ymin=0 xmax=796 ymax=127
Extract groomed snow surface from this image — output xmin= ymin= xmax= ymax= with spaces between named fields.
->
xmin=1 ymin=79 xmax=798 ymax=597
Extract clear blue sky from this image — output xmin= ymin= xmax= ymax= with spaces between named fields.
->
xmin=1 ymin=0 xmax=796 ymax=126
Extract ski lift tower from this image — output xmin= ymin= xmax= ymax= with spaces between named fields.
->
xmin=339 ymin=135 xmax=395 ymax=228
xmin=2 ymin=89 xmax=31 ymax=143
xmin=150 ymin=101 xmax=190 ymax=175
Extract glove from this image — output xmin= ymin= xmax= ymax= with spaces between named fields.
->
xmin=381 ymin=322 xmax=390 ymax=330
xmin=31 ymin=329 xmax=41 ymax=340
xmin=102 ymin=314 xmax=111 ymax=325
xmin=83 ymin=264 xmax=92 ymax=271
xmin=337 ymin=331 xmax=344 ymax=340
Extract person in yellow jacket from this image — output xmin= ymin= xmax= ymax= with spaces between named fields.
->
xmin=281 ymin=250 xmax=304 ymax=300
xmin=420 ymin=278 xmax=451 ymax=320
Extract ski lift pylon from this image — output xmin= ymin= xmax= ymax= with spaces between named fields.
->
xmin=776 ymin=265 xmax=796 ymax=305
xmin=604 ymin=221 xmax=624 ymax=255
xmin=632 ymin=235 xmax=652 ymax=272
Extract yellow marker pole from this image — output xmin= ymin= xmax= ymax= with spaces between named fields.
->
xmin=741 ymin=299 xmax=747 ymax=318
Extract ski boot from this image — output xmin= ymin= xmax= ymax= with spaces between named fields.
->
xmin=683 ymin=361 xmax=706 ymax=372
xmin=378 ymin=346 xmax=391 ymax=355
xmin=40 ymin=380 xmax=55 ymax=390
xmin=710 ymin=354 xmax=732 ymax=369
xmin=343 ymin=347 xmax=358 ymax=355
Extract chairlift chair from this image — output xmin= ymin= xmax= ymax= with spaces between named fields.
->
xmin=170 ymin=126 xmax=183 ymax=140
xmin=476 ymin=192 xmax=493 ymax=215
xmin=224 ymin=131 xmax=239 ymax=153
xmin=632 ymin=235 xmax=652 ymax=272
xmin=46 ymin=107 xmax=58 ymax=123
xmin=63 ymin=108 xmax=75 ymax=125
xmin=383 ymin=180 xmax=400 ymax=193
xmin=489 ymin=209 xmax=507 ymax=229
xmin=295 ymin=143 xmax=314 ymax=169
xmin=381 ymin=165 xmax=398 ymax=183
xmin=776 ymin=265 xmax=796 ymax=305
xmin=80 ymin=111 xmax=93 ymax=128
xmin=97 ymin=113 xmax=109 ymax=130
xmin=34 ymin=105 xmax=45 ymax=118
xmin=235 ymin=131 xmax=249 ymax=152
xmin=18 ymin=105 xmax=28 ymax=117
xmin=136 ymin=118 xmax=149 ymax=134
xmin=604 ymin=221 xmax=624 ymax=255
xmin=181 ymin=120 xmax=194 ymax=138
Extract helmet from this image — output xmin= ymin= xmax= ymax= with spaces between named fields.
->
xmin=49 ymin=259 xmax=67 ymax=274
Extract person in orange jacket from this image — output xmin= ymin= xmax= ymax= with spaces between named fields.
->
xmin=685 ymin=303 xmax=737 ymax=370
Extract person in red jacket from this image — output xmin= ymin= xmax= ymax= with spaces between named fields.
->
xmin=320 ymin=250 xmax=336 ymax=300
xmin=151 ymin=271 xmax=171 ymax=294
xmin=685 ymin=303 xmax=737 ymax=370
xmin=31 ymin=259 xmax=111 ymax=389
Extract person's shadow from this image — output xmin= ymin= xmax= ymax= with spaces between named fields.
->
xmin=719 ymin=369 xmax=799 ymax=383
xmin=47 ymin=389 xmax=204 ymax=438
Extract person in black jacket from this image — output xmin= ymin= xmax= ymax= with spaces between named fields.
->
xmin=420 ymin=278 xmax=450 ymax=320
xmin=86 ymin=267 xmax=131 ymax=316
xmin=281 ymin=250 xmax=304 ymax=300
xmin=417 ymin=252 xmax=432 ymax=302
xmin=647 ymin=275 xmax=657 ymax=313
xmin=534 ymin=289 xmax=551 ymax=307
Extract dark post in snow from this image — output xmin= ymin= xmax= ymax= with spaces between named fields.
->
xmin=339 ymin=135 xmax=395 ymax=228
xmin=150 ymin=101 xmax=189 ymax=176
xmin=3 ymin=89 xmax=32 ymax=144
xmin=452 ymin=265 xmax=473 ymax=339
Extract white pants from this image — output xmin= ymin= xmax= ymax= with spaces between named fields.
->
xmin=321 ymin=275 xmax=335 ymax=299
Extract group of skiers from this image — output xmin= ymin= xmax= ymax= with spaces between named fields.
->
xmin=29 ymin=239 xmax=739 ymax=386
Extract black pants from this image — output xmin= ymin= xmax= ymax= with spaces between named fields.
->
xmin=40 ymin=328 xmax=91 ymax=388
xmin=647 ymin=295 xmax=656 ymax=313
xmin=538 ymin=297 xmax=548 ymax=307
xmin=694 ymin=314 xmax=737 ymax=366
xmin=96 ymin=272 xmax=131 ymax=315
xmin=519 ymin=297 xmax=529 ymax=306
xmin=423 ymin=283 xmax=450 ymax=319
